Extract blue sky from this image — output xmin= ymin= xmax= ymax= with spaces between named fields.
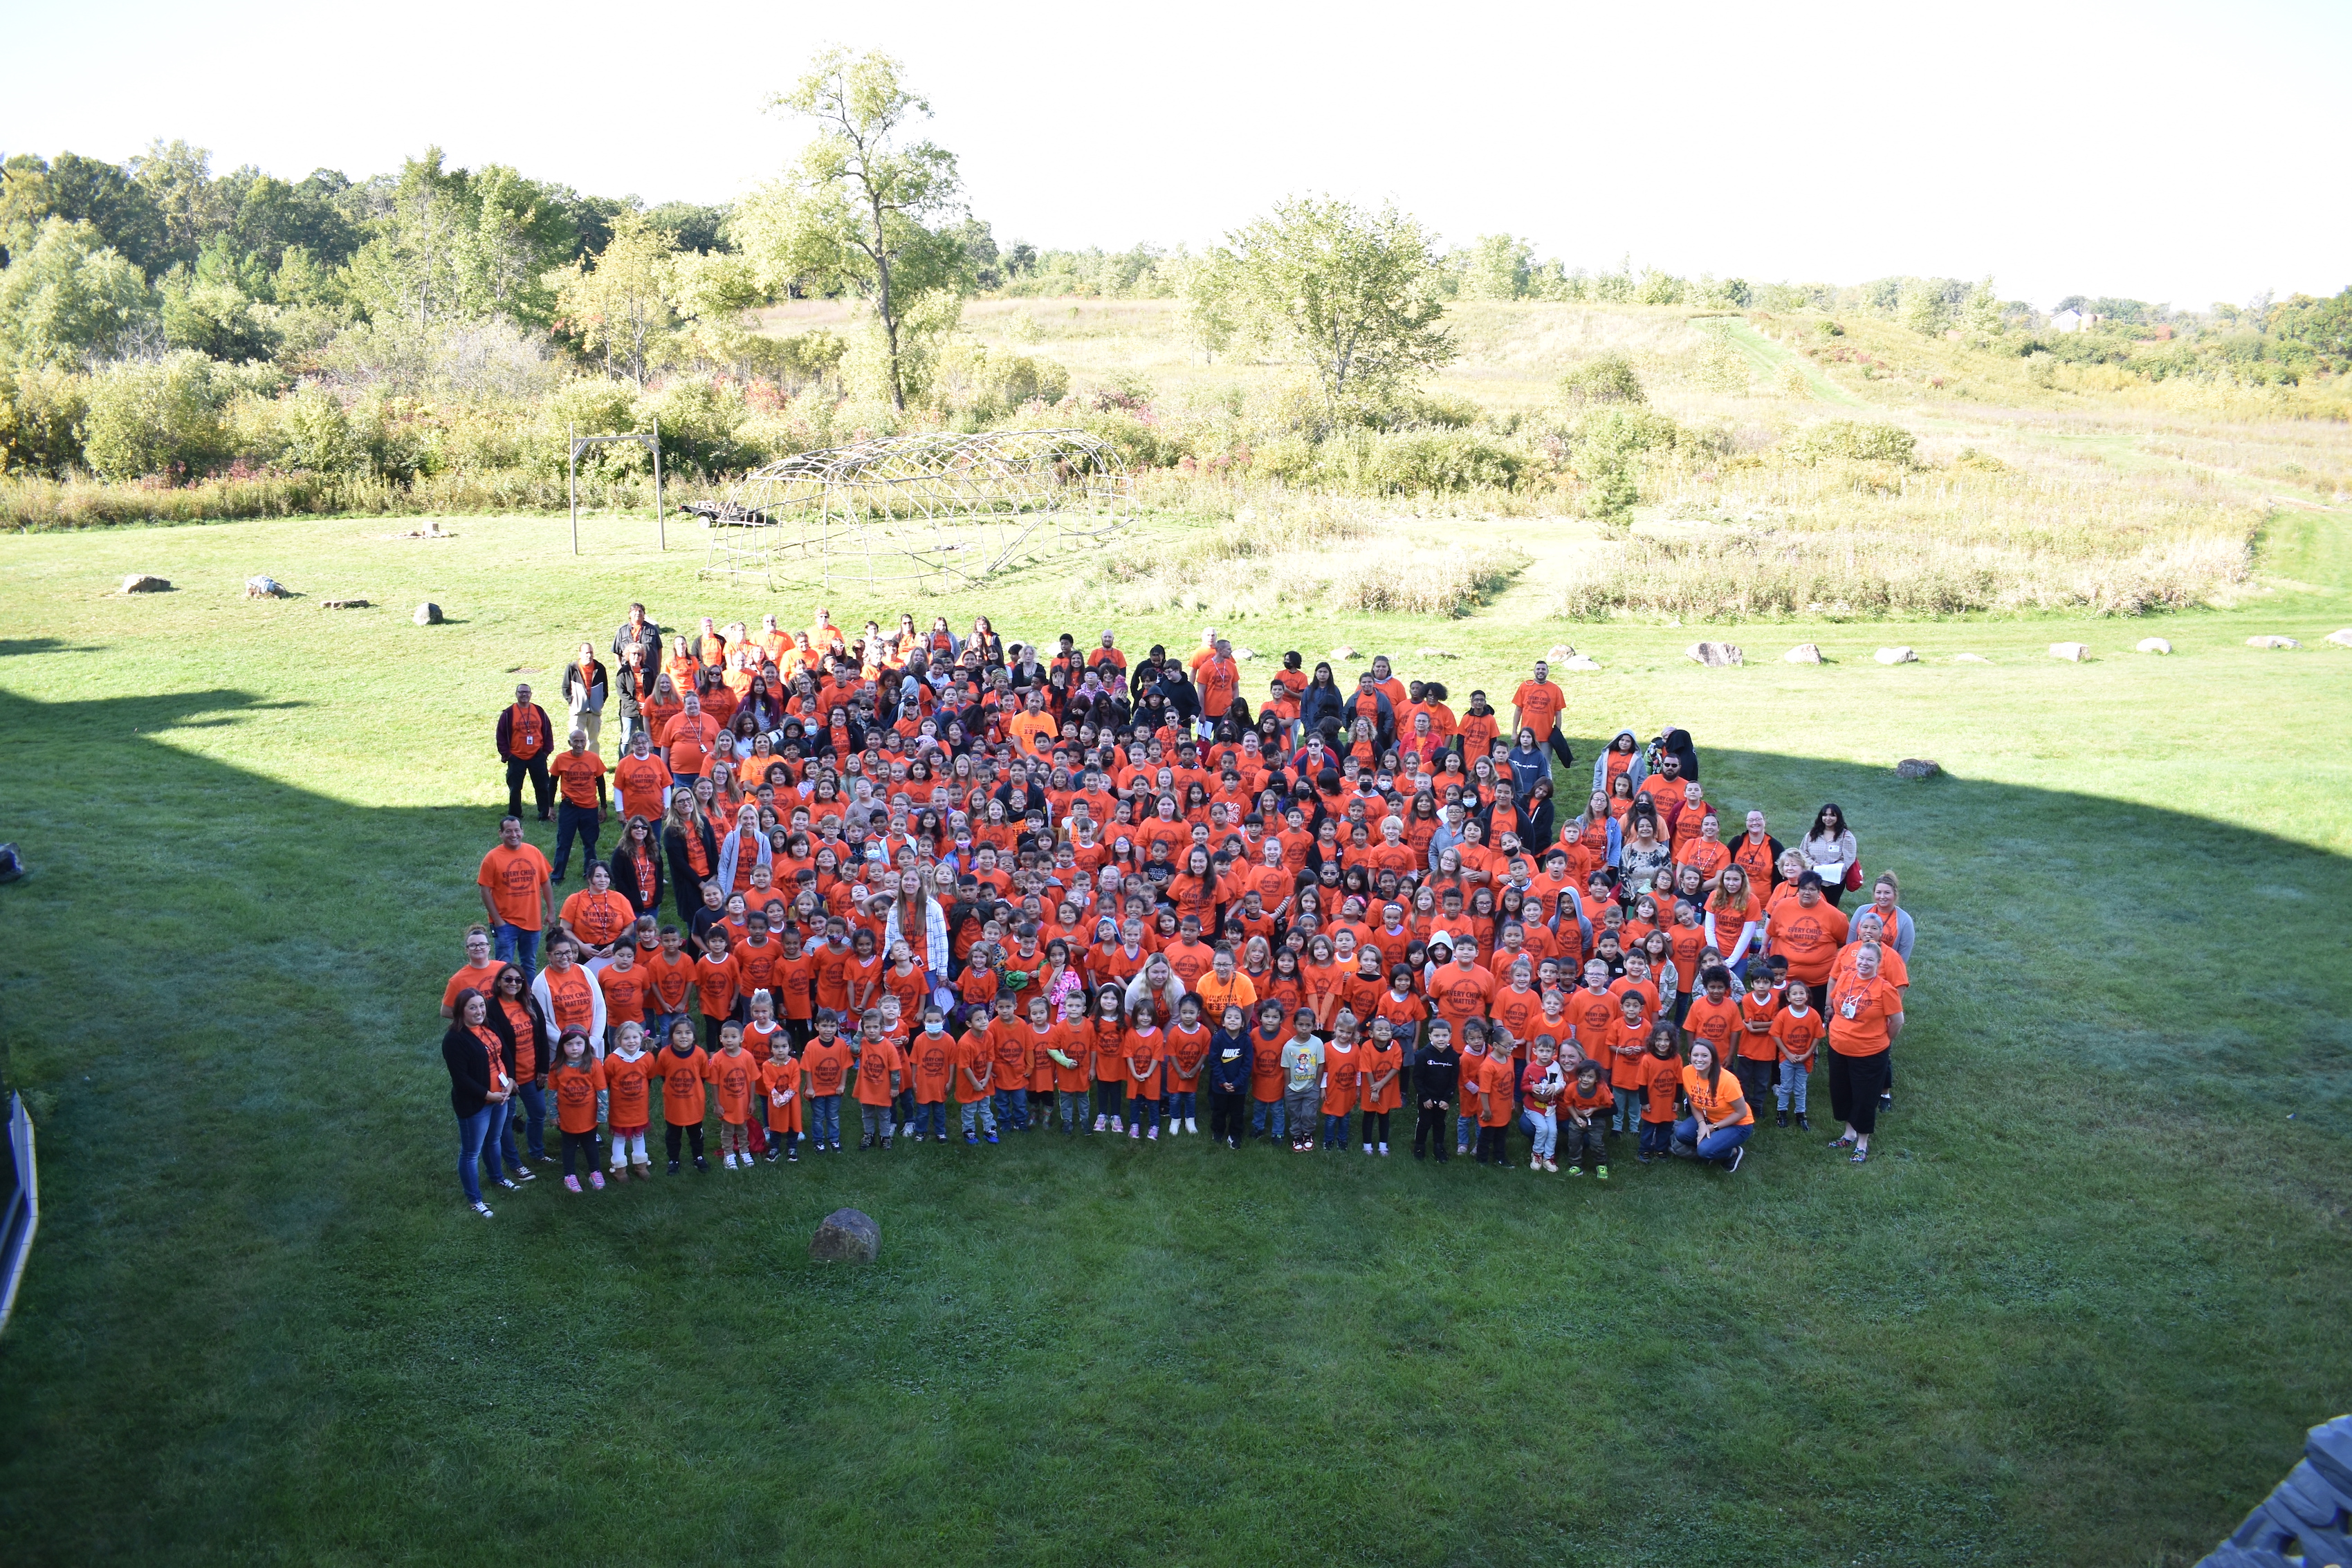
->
xmin=5 ymin=0 xmax=2344 ymax=309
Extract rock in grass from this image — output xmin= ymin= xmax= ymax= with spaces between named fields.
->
xmin=244 ymin=575 xmax=288 ymax=598
xmin=2049 ymin=642 xmax=2091 ymax=662
xmin=1953 ymin=653 xmax=1991 ymax=663
xmin=2137 ymin=638 xmax=2172 ymax=654
xmin=1415 ymin=647 xmax=1460 ymax=660
xmin=2245 ymin=635 xmax=2300 ymax=649
xmin=2327 ymin=629 xmax=2352 ymax=648
xmin=809 ymin=1207 xmax=879 ymax=1262
xmin=1873 ymin=646 xmax=1918 ymax=665
xmin=1559 ymin=654 xmax=1601 ymax=672
xmin=1783 ymin=643 xmax=1824 ymax=664
xmin=120 ymin=574 xmax=171 ymax=593
xmin=1327 ymin=645 xmax=1357 ymax=662
xmin=320 ymin=598 xmax=370 ymax=610
xmin=1232 ymin=645 xmax=1258 ymax=661
xmin=1686 ymin=641 xmax=1743 ymax=667
xmin=1894 ymin=758 xmax=1942 ymax=780
xmin=413 ymin=602 xmax=443 ymax=626
xmin=1546 ymin=643 xmax=1578 ymax=663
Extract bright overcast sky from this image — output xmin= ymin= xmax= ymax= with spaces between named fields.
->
xmin=6 ymin=0 xmax=2344 ymax=310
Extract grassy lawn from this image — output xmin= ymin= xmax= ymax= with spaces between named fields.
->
xmin=0 ymin=507 xmax=2348 ymax=1566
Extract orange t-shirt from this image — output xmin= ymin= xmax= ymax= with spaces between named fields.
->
xmin=852 ymin=1038 xmax=903 ymax=1106
xmin=643 ymin=950 xmax=696 ymax=1014
xmin=661 ymin=712 xmax=722 ymax=777
xmin=614 ymin=755 xmax=672 ymax=821
xmin=598 ymin=960 xmax=648 ymax=1027
xmin=1430 ymin=963 xmax=1497 ymax=1029
xmin=441 ymin=960 xmax=502 ymax=1015
xmin=707 ymin=1047 xmax=757 ymax=1123
xmin=1008 ymin=710 xmax=1059 ymax=759
xmin=549 ymin=1059 xmax=605 ymax=1135
xmin=1826 ymin=975 xmax=1902 ymax=1057
xmin=1772 ymin=1005 xmax=1822 ymax=1066
xmin=1682 ymin=994 xmax=1743 ymax=1058
xmin=560 ymin=889 xmax=634 ymax=950
xmin=802 ymin=1038 xmax=854 ymax=1097
xmin=549 ymin=750 xmax=607 ymax=809
xmin=1639 ymin=1053 xmax=1682 ymax=1122
xmin=693 ymin=953 xmax=742 ymax=1020
xmin=758 ymin=1056 xmax=802 ymax=1132
xmin=953 ymin=1033 xmax=997 ymax=1098
xmin=477 ymin=843 xmax=552 ymax=930
xmin=1736 ymin=993 xmax=1781 ymax=1062
xmin=603 ymin=1050 xmax=655 ymax=1127
xmin=657 ymin=1045 xmax=708 ymax=1125
xmin=1511 ymin=680 xmax=1565 ymax=739
xmin=1123 ymin=1026 xmax=1164 ymax=1099
xmin=1682 ymin=1062 xmax=1752 ymax=1125
xmin=1772 ymin=898 xmax=1851 ymax=985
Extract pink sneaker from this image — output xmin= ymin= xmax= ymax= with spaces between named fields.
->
xmin=1146 ymin=1126 xmax=1159 ymax=1141
xmin=588 ymin=1170 xmax=605 ymax=1190
xmin=562 ymin=1174 xmax=582 ymax=1192
xmin=1129 ymin=1125 xmax=1141 ymax=1139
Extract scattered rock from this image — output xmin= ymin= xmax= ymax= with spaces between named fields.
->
xmin=244 ymin=575 xmax=288 ymax=598
xmin=1894 ymin=758 xmax=1942 ymax=780
xmin=1232 ymin=645 xmax=1258 ymax=661
xmin=2137 ymin=637 xmax=2172 ymax=655
xmin=2049 ymin=642 xmax=2091 ymax=662
xmin=1559 ymin=654 xmax=1601 ymax=672
xmin=119 ymin=574 xmax=171 ymax=594
xmin=413 ymin=602 xmax=443 ymax=626
xmin=2326 ymin=629 xmax=2352 ymax=648
xmin=1545 ymin=643 xmax=1577 ymax=663
xmin=1327 ymin=645 xmax=1357 ymax=661
xmin=320 ymin=598 xmax=370 ymax=610
xmin=388 ymin=520 xmax=450 ymax=539
xmin=809 ymin=1206 xmax=880 ymax=1263
xmin=1783 ymin=643 xmax=1824 ymax=665
xmin=1686 ymin=641 xmax=1743 ymax=667
xmin=1873 ymin=647 xmax=1918 ymax=665
xmin=1415 ymin=647 xmax=1460 ymax=661
xmin=2245 ymin=635 xmax=2300 ymax=649
xmin=1952 ymin=653 xmax=1991 ymax=663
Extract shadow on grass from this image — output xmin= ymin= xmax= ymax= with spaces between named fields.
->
xmin=0 ymin=685 xmax=2346 ymax=1568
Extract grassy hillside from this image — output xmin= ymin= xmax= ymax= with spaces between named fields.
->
xmin=0 ymin=506 xmax=2346 ymax=1565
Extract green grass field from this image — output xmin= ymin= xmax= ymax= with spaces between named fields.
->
xmin=1 ymin=504 xmax=2348 ymax=1566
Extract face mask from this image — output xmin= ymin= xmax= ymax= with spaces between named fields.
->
xmin=925 ymin=1022 xmax=944 ymax=1035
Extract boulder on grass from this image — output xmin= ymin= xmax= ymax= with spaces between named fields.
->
xmin=1545 ymin=643 xmax=1578 ymax=663
xmin=1894 ymin=758 xmax=1942 ymax=780
xmin=2245 ymin=635 xmax=2300 ymax=649
xmin=1953 ymin=653 xmax=1990 ymax=663
xmin=244 ymin=575 xmax=288 ymax=598
xmin=2137 ymin=638 xmax=2171 ymax=654
xmin=320 ymin=598 xmax=370 ymax=611
xmin=1783 ymin=643 xmax=1824 ymax=665
xmin=2326 ymin=629 xmax=2352 ymax=649
xmin=1327 ymin=645 xmax=1357 ymax=662
xmin=120 ymin=574 xmax=171 ymax=593
xmin=2049 ymin=642 xmax=2091 ymax=662
xmin=1686 ymin=641 xmax=1743 ymax=667
xmin=809 ymin=1207 xmax=880 ymax=1263
xmin=1873 ymin=647 xmax=1918 ymax=665
xmin=413 ymin=602 xmax=443 ymax=626
xmin=1231 ymin=645 xmax=1258 ymax=661
xmin=1415 ymin=647 xmax=1460 ymax=661
xmin=1559 ymin=654 xmax=1601 ymax=672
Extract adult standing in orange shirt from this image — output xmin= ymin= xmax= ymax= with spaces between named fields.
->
xmin=546 ymin=729 xmax=609 ymax=885
xmin=478 ymin=815 xmax=556 ymax=982
xmin=1195 ymin=638 xmax=1240 ymax=735
xmin=661 ymin=694 xmax=722 ymax=789
xmin=496 ymin=682 xmax=556 ymax=822
xmin=1825 ymin=944 xmax=1903 ymax=1163
xmin=1509 ymin=658 xmax=1575 ymax=777
xmin=1007 ymin=688 xmax=1059 ymax=760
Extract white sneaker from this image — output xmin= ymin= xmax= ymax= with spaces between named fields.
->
xmin=1186 ymin=1117 xmax=1198 ymax=1134
xmin=1111 ymin=1116 xmax=1124 ymax=1133
xmin=1531 ymin=1156 xmax=1543 ymax=1170
xmin=1362 ymin=1142 xmax=1374 ymax=1154
xmin=1093 ymin=1114 xmax=1106 ymax=1132
xmin=1379 ymin=1142 xmax=1390 ymax=1156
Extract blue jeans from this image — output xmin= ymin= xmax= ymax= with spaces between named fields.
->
xmin=992 ymin=1088 xmax=1030 ymax=1129
xmin=1321 ymin=1112 xmax=1350 ymax=1149
xmin=1776 ymin=1060 xmax=1810 ymax=1113
xmin=1166 ymin=1090 xmax=1197 ymax=1123
xmin=959 ymin=1097 xmax=998 ymax=1135
xmin=1457 ymin=1107 xmax=1478 ymax=1154
xmin=1250 ymin=1096 xmax=1285 ymax=1139
xmin=502 ymin=1079 xmax=547 ymax=1159
xmin=455 ymin=1106 xmax=494 ymax=1202
xmin=1673 ymin=1117 xmax=1754 ymax=1164
xmin=482 ymin=1099 xmax=524 ymax=1178
xmin=810 ymin=1094 xmax=842 ymax=1145
xmin=493 ymin=923 xmax=542 ymax=985
xmin=1611 ymin=1085 xmax=1641 ymax=1135
xmin=1523 ymin=1107 xmax=1558 ymax=1159
xmin=1639 ymin=1118 xmax=1675 ymax=1157
xmin=912 ymin=1100 xmax=946 ymax=1138
xmin=1129 ymin=1098 xmax=1160 ymax=1132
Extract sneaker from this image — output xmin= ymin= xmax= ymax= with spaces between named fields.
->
xmin=1796 ymin=1114 xmax=1811 ymax=1130
xmin=1413 ymin=1147 xmax=1426 ymax=1160
xmin=787 ymin=1146 xmax=800 ymax=1162
xmin=984 ymin=1131 xmax=998 ymax=1145
xmin=1880 ymin=1093 xmax=1893 ymax=1113
xmin=1531 ymin=1156 xmax=1543 ymax=1171
xmin=1129 ymin=1125 xmax=1141 ymax=1140
xmin=1596 ymin=1165 xmax=1609 ymax=1180
xmin=667 ymin=1159 xmax=681 ymax=1174
xmin=879 ymin=1137 xmax=892 ymax=1150
xmin=1186 ymin=1117 xmax=1199 ymax=1134
xmin=493 ymin=1176 xmax=519 ymax=1190
xmin=901 ymin=1122 xmax=915 ymax=1138
xmin=1227 ymin=1136 xmax=1239 ymax=1150
xmin=1544 ymin=1159 xmax=1559 ymax=1173
xmin=1776 ymin=1112 xmax=1789 ymax=1128
xmin=1146 ymin=1126 xmax=1158 ymax=1141
xmin=1565 ymin=1165 xmax=1583 ymax=1177
xmin=964 ymin=1131 xmax=979 ymax=1145
xmin=692 ymin=1155 xmax=709 ymax=1171
xmin=589 ymin=1170 xmax=604 ymax=1189
xmin=1726 ymin=1145 xmax=1745 ymax=1174
xmin=764 ymin=1147 xmax=782 ymax=1163
xmin=722 ymin=1153 xmax=737 ymax=1170
xmin=1379 ymin=1142 xmax=1390 ymax=1156
xmin=860 ymin=1134 xmax=876 ymax=1150
xmin=1635 ymin=1153 xmax=1651 ymax=1165
xmin=511 ymin=1165 xmax=537 ymax=1183
xmin=1364 ymin=1143 xmax=1375 ymax=1156
xmin=470 ymin=1199 xmax=495 ymax=1218
xmin=1111 ymin=1116 xmax=1124 ymax=1134
xmin=1093 ymin=1115 xmax=1106 ymax=1133
xmin=563 ymin=1174 xmax=582 ymax=1192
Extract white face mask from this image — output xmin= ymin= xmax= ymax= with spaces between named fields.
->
xmin=925 ymin=1022 xmax=944 ymax=1034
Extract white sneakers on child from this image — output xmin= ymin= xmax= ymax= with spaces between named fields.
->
xmin=1378 ymin=1142 xmax=1390 ymax=1156
xmin=1185 ymin=1117 xmax=1198 ymax=1135
xmin=1092 ymin=1114 xmax=1106 ymax=1132
xmin=1111 ymin=1116 xmax=1124 ymax=1134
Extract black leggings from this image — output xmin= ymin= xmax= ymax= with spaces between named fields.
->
xmin=560 ymin=1129 xmax=598 ymax=1175
xmin=664 ymin=1123 xmax=706 ymax=1159
xmin=1413 ymin=1106 xmax=1451 ymax=1157
xmin=1476 ymin=1125 xmax=1509 ymax=1163
xmin=1208 ymin=1089 xmax=1247 ymax=1140
xmin=1359 ymin=1109 xmax=1391 ymax=1143
xmin=1093 ymin=1082 xmax=1126 ymax=1117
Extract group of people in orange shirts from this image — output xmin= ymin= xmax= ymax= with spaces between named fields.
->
xmin=439 ymin=607 xmax=1916 ymax=1219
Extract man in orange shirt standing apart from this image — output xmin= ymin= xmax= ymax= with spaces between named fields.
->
xmin=1509 ymin=658 xmax=1576 ymax=781
xmin=496 ymin=682 xmax=556 ymax=822
xmin=547 ymin=728 xmax=609 ymax=885
xmin=479 ymin=814 xmax=556 ymax=981
xmin=1195 ymin=637 xmax=1240 ymax=740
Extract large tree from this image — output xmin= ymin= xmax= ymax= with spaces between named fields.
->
xmin=547 ymin=212 xmax=679 ymax=386
xmin=737 ymin=47 xmax=968 ymax=411
xmin=1188 ymin=196 xmax=1455 ymax=427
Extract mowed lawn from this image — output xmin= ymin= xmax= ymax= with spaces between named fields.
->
xmin=0 ymin=509 xmax=2348 ymax=1567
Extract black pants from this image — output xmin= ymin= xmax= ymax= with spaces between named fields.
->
xmin=506 ymin=756 xmax=552 ymax=818
xmin=663 ymin=1123 xmax=706 ymax=1160
xmin=1560 ymin=1120 xmax=1606 ymax=1167
xmin=1413 ymin=1105 xmax=1451 ymax=1159
xmin=1208 ymin=1089 xmax=1246 ymax=1140
xmin=1476 ymin=1124 xmax=1509 ymax=1164
xmin=1828 ymin=1049 xmax=1890 ymax=1135
xmin=552 ymin=802 xmax=600 ymax=879
xmin=1360 ymin=1109 xmax=1391 ymax=1144
xmin=1093 ymin=1082 xmax=1125 ymax=1118
xmin=1734 ymin=1058 xmax=1774 ymax=1120
xmin=561 ymin=1128 xmax=598 ymax=1176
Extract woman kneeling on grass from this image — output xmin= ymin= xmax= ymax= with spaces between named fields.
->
xmin=1675 ymin=1040 xmax=1754 ymax=1174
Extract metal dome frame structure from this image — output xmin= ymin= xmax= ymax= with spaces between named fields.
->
xmin=690 ymin=427 xmax=1132 ymax=592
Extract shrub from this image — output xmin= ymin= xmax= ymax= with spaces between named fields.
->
xmin=1782 ymin=420 xmax=1918 ymax=467
xmin=0 ymin=365 xmax=92 ymax=476
xmin=1557 ymin=352 xmax=1646 ymax=406
xmin=81 ymin=351 xmax=228 ymax=481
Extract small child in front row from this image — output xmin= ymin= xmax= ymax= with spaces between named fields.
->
xmin=1772 ymin=978 xmax=1822 ymax=1129
xmin=760 ymin=1027 xmax=802 ymax=1163
xmin=1637 ymin=1024 xmax=1682 ymax=1163
xmin=711 ymin=1021 xmax=755 ymax=1169
xmin=1560 ymin=1061 xmax=1611 ymax=1178
xmin=549 ymin=1029 xmax=606 ymax=1191
xmin=1522 ymin=1039 xmax=1565 ymax=1173
xmin=1411 ymin=1018 xmax=1458 ymax=1161
xmin=603 ymin=1021 xmax=655 ymax=1181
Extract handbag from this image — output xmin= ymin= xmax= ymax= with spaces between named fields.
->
xmin=1843 ymin=860 xmax=1863 ymax=892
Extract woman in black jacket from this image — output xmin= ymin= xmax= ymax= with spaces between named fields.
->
xmin=443 ymin=989 xmax=513 ymax=1217
xmin=609 ymin=814 xmax=665 ymax=917
xmin=1298 ymin=663 xmax=1345 ymax=744
xmin=660 ymin=797 xmax=720 ymax=925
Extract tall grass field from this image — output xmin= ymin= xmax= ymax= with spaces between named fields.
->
xmin=0 ymin=495 xmax=2346 ymax=1565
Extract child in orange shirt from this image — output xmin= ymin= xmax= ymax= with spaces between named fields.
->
xmin=800 ymin=1011 xmax=854 ymax=1153
xmin=1359 ymin=1014 xmax=1404 ymax=1156
xmin=1161 ymin=993 xmax=1212 ymax=1136
xmin=1560 ymin=1060 xmax=1611 ymax=1178
xmin=955 ymin=1006 xmax=1000 ymax=1145
xmin=1771 ymin=978 xmax=1822 ymax=1129
xmin=1319 ymin=1017 xmax=1361 ymax=1151
xmin=657 ymin=1017 xmax=709 ymax=1174
xmin=758 ymin=1028 xmax=802 ymax=1163
xmin=852 ymin=1010 xmax=904 ymax=1150
xmin=906 ymin=1004 xmax=955 ymax=1143
xmin=1123 ymin=999 xmax=1165 ymax=1141
xmin=1605 ymin=989 xmax=1651 ymax=1139
xmin=549 ymin=1029 xmax=607 ymax=1191
xmin=601 ymin=1020 xmax=656 ymax=1181
xmin=707 ymin=1021 xmax=757 ymax=1168
xmin=1637 ymin=1024 xmax=1682 ymax=1164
